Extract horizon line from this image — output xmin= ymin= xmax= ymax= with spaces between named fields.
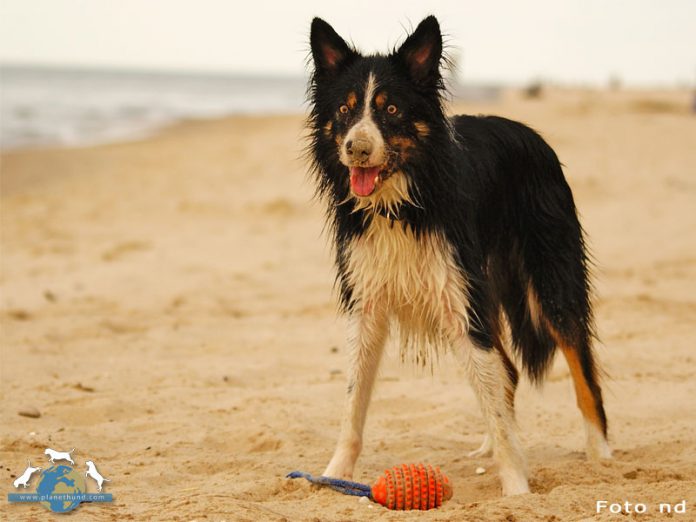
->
xmin=1 ymin=61 xmax=692 ymax=90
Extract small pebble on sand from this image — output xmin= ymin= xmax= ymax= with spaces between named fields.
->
xmin=476 ymin=467 xmax=486 ymax=475
xmin=18 ymin=407 xmax=41 ymax=418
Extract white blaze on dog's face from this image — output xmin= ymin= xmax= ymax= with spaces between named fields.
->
xmin=334 ymin=73 xmax=416 ymax=214
xmin=338 ymin=73 xmax=387 ymax=197
xmin=338 ymin=72 xmax=418 ymax=216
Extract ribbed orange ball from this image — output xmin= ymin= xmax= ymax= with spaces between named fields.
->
xmin=370 ymin=463 xmax=452 ymax=510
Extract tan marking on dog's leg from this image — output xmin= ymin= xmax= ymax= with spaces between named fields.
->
xmin=560 ymin=345 xmax=602 ymax=428
xmin=323 ymin=302 xmax=389 ymax=479
xmin=558 ymin=343 xmax=612 ymax=459
xmin=544 ymin=319 xmax=611 ymax=460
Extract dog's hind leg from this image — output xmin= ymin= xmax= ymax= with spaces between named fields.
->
xmin=323 ymin=302 xmax=389 ymax=480
xmin=527 ymin=280 xmax=612 ymax=460
xmin=555 ymin=332 xmax=611 ymax=460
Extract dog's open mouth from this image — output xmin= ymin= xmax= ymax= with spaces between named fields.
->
xmin=350 ymin=166 xmax=383 ymax=197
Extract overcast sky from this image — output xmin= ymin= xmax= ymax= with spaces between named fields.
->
xmin=1 ymin=0 xmax=694 ymax=86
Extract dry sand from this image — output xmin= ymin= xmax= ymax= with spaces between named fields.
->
xmin=1 ymin=89 xmax=695 ymax=521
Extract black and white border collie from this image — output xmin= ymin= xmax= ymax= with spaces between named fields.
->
xmin=307 ymin=15 xmax=611 ymax=496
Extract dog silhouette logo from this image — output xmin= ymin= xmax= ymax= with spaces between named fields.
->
xmin=44 ymin=447 xmax=76 ymax=465
xmin=8 ymin=447 xmax=113 ymax=513
xmin=85 ymin=460 xmax=111 ymax=492
xmin=12 ymin=461 xmax=42 ymax=489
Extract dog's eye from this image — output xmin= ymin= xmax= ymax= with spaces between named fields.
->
xmin=339 ymin=105 xmax=349 ymax=114
xmin=387 ymin=104 xmax=398 ymax=115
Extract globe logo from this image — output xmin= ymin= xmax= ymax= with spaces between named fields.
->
xmin=8 ymin=448 xmax=113 ymax=514
xmin=36 ymin=465 xmax=86 ymax=513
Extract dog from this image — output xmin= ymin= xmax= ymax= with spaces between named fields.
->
xmin=307 ymin=16 xmax=611 ymax=496
xmin=13 ymin=461 xmax=42 ymax=488
xmin=85 ymin=460 xmax=110 ymax=492
xmin=44 ymin=447 xmax=75 ymax=465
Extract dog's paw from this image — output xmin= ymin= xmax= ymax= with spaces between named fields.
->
xmin=585 ymin=422 xmax=612 ymax=460
xmin=323 ymin=440 xmax=361 ymax=479
xmin=322 ymin=464 xmax=354 ymax=480
xmin=587 ymin=441 xmax=613 ymax=460
xmin=500 ymin=468 xmax=530 ymax=496
xmin=502 ymin=480 xmax=531 ymax=496
xmin=322 ymin=455 xmax=356 ymax=480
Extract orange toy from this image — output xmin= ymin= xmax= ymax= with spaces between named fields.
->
xmin=287 ymin=463 xmax=453 ymax=510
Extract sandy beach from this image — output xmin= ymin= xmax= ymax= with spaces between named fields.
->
xmin=2 ymin=89 xmax=695 ymax=521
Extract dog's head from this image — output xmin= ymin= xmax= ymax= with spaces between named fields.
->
xmin=308 ymin=16 xmax=447 ymax=214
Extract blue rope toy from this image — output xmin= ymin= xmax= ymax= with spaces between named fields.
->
xmin=286 ymin=471 xmax=372 ymax=497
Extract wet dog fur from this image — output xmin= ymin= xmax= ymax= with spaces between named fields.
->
xmin=306 ymin=15 xmax=611 ymax=496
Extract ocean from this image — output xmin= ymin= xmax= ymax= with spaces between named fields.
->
xmin=0 ymin=66 xmax=308 ymax=150
xmin=0 ymin=65 xmax=499 ymax=151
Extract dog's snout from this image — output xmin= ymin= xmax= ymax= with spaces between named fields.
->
xmin=346 ymin=138 xmax=373 ymax=160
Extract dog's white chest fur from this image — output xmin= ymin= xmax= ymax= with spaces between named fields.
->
xmin=346 ymin=216 xmax=470 ymax=361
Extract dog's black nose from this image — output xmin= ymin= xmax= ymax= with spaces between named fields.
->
xmin=346 ymin=138 xmax=372 ymax=159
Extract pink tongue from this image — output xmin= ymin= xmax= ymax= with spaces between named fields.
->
xmin=350 ymin=167 xmax=380 ymax=196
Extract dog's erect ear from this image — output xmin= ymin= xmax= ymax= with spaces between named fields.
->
xmin=310 ymin=18 xmax=356 ymax=77
xmin=396 ymin=16 xmax=443 ymax=85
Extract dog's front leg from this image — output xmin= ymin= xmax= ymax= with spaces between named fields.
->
xmin=456 ymin=341 xmax=529 ymax=496
xmin=323 ymin=302 xmax=389 ymax=479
